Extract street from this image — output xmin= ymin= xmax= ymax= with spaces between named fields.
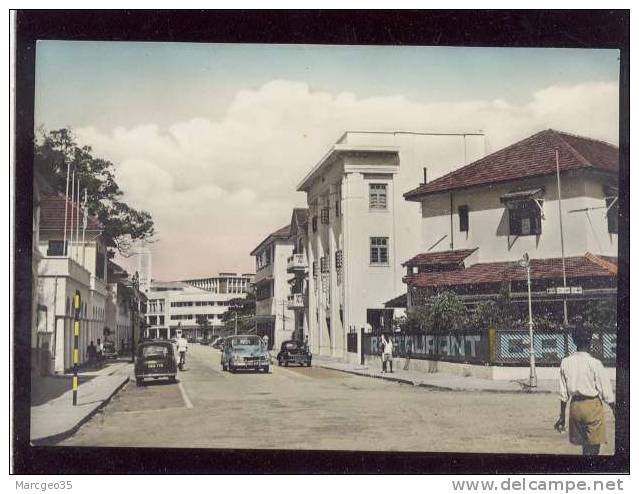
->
xmin=61 ymin=344 xmax=615 ymax=455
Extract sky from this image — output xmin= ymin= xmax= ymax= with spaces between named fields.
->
xmin=34 ymin=42 xmax=620 ymax=280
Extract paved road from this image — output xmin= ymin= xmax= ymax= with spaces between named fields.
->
xmin=61 ymin=344 xmax=615 ymax=454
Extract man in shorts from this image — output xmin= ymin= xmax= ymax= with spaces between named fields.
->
xmin=554 ymin=320 xmax=615 ymax=455
xmin=380 ymin=333 xmax=394 ymax=374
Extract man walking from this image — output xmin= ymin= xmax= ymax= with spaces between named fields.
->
xmin=554 ymin=321 xmax=615 ymax=455
xmin=380 ymin=333 xmax=394 ymax=373
xmin=85 ymin=340 xmax=97 ymax=369
xmin=96 ymin=338 xmax=104 ymax=369
xmin=176 ymin=333 xmax=188 ymax=369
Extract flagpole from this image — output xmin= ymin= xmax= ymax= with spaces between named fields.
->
xmin=70 ymin=170 xmax=75 ymax=261
xmin=62 ymin=161 xmax=71 ymax=256
xmin=76 ymin=176 xmax=81 ymax=263
xmin=82 ymin=188 xmax=87 ymax=266
xmin=555 ymin=149 xmax=569 ymax=325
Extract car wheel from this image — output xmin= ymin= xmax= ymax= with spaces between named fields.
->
xmin=229 ymin=365 xmax=235 ymax=373
xmin=277 ymin=358 xmax=282 ymax=366
xmin=284 ymin=361 xmax=289 ymax=367
xmin=307 ymin=361 xmax=312 ymax=367
xmin=169 ymin=376 xmax=177 ymax=383
xmin=263 ymin=366 xmax=269 ymax=373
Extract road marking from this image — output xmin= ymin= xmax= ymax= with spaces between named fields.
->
xmin=178 ymin=380 xmax=193 ymax=409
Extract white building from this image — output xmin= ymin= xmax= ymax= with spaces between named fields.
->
xmin=402 ymin=129 xmax=618 ymax=316
xmin=36 ymin=193 xmax=110 ymax=373
xmin=285 ymin=209 xmax=310 ymax=344
xmin=250 ymin=225 xmax=295 ymax=350
xmin=135 ymin=246 xmax=152 ymax=293
xmin=104 ymin=261 xmax=133 ymax=354
xmin=296 ymin=130 xmax=485 ymax=359
xmin=144 ymin=273 xmax=254 ymax=339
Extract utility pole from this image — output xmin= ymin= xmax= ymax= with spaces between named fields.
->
xmin=520 ymin=253 xmax=537 ymax=388
xmin=555 ymin=149 xmax=569 ymax=325
xmin=234 ymin=311 xmax=238 ymax=335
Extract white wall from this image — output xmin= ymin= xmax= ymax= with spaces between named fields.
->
xmin=419 ymin=173 xmax=618 ymax=264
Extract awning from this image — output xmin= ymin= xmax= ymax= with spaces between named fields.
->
xmin=500 ymin=187 xmax=544 ymax=204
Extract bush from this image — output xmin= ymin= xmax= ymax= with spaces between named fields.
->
xmin=430 ymin=291 xmax=466 ymax=332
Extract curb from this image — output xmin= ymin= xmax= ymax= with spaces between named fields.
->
xmin=314 ymin=363 xmax=553 ymax=394
xmin=31 ymin=375 xmax=129 ymax=446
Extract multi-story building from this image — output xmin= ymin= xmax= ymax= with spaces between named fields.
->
xmin=285 ymin=209 xmax=310 ymax=343
xmin=250 ymin=225 xmax=295 ymax=350
xmin=104 ymin=261 xmax=133 ymax=354
xmin=296 ymin=130 xmax=485 ymax=359
xmin=36 ymin=192 xmax=110 ymax=373
xmin=144 ymin=273 xmax=254 ymax=339
xmin=402 ymin=129 xmax=618 ymax=318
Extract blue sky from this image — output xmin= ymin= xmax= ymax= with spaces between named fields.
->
xmin=35 ymin=42 xmax=619 ymax=131
xmin=34 ymin=42 xmax=619 ymax=279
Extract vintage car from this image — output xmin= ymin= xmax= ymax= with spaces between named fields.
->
xmin=134 ymin=340 xmax=178 ymax=386
xmin=211 ymin=336 xmax=225 ymax=349
xmin=276 ymin=340 xmax=312 ymax=367
xmin=221 ymin=335 xmax=269 ymax=373
xmin=102 ymin=340 xmax=118 ymax=360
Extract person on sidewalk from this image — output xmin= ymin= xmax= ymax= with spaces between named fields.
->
xmin=96 ymin=338 xmax=104 ymax=368
xmin=176 ymin=333 xmax=188 ymax=369
xmin=380 ymin=333 xmax=394 ymax=373
xmin=85 ymin=341 xmax=97 ymax=369
xmin=554 ymin=320 xmax=615 ymax=455
xmin=263 ymin=334 xmax=270 ymax=352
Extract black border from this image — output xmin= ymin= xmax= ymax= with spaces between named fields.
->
xmin=13 ymin=10 xmax=630 ymax=474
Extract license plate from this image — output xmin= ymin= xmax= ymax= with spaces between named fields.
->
xmin=147 ymin=362 xmax=163 ymax=368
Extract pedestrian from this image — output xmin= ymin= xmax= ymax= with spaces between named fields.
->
xmin=85 ymin=340 xmax=97 ymax=369
xmin=176 ymin=333 xmax=188 ymax=369
xmin=96 ymin=338 xmax=104 ymax=368
xmin=380 ymin=333 xmax=394 ymax=373
xmin=303 ymin=335 xmax=309 ymax=350
xmin=554 ymin=320 xmax=615 ymax=455
xmin=263 ymin=334 xmax=269 ymax=351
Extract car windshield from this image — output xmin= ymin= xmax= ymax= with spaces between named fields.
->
xmin=230 ymin=336 xmax=262 ymax=348
xmin=142 ymin=345 xmax=169 ymax=358
xmin=284 ymin=341 xmax=301 ymax=350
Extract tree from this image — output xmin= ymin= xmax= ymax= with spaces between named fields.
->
xmin=396 ymin=306 xmax=431 ymax=334
xmin=429 ymin=291 xmax=467 ymax=332
xmin=221 ymin=292 xmax=256 ymax=334
xmin=581 ymin=299 xmax=617 ymax=331
xmin=195 ymin=315 xmax=212 ymax=340
xmin=34 ymin=127 xmax=155 ymax=256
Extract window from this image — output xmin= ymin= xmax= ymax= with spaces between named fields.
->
xmin=321 ymin=207 xmax=329 ymax=224
xmin=458 ymin=205 xmax=469 ymax=232
xmin=370 ymin=237 xmax=389 ymax=264
xmin=606 ymin=197 xmax=618 ymax=234
xmin=96 ymin=251 xmax=105 ymax=279
xmin=320 ymin=256 xmax=330 ymax=273
xmin=47 ymin=240 xmax=66 ymax=256
xmin=335 ymin=199 xmax=340 ymax=217
xmin=369 ymin=184 xmax=387 ymax=209
xmin=508 ymin=201 xmax=542 ymax=236
xmin=312 ymin=216 xmax=318 ymax=232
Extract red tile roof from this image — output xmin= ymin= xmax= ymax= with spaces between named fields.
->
xmin=405 ymin=129 xmax=619 ymax=200
xmin=39 ymin=193 xmax=104 ymax=232
xmin=406 ymin=253 xmax=617 ymax=288
xmin=384 ymin=293 xmax=407 ymax=308
xmin=403 ymin=248 xmax=477 ymax=268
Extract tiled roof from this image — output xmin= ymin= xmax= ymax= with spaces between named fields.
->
xmin=39 ymin=193 xmax=104 ymax=232
xmin=403 ymin=248 xmax=477 ymax=267
xmin=384 ymin=293 xmax=407 ymax=308
xmin=405 ymin=129 xmax=619 ymax=200
xmin=250 ymin=224 xmax=292 ymax=256
xmin=406 ymin=253 xmax=617 ymax=288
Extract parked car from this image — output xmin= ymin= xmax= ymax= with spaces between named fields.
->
xmin=221 ymin=335 xmax=269 ymax=373
xmin=102 ymin=341 xmax=118 ymax=360
xmin=134 ymin=340 xmax=177 ymax=386
xmin=277 ymin=340 xmax=312 ymax=367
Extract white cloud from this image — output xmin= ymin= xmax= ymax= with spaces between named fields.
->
xmin=74 ymin=79 xmax=618 ymax=280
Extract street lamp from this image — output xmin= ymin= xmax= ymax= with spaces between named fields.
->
xmin=519 ymin=253 xmax=537 ymax=388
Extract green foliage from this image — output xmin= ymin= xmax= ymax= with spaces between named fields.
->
xmin=221 ymin=292 xmax=256 ymax=334
xmin=395 ymin=306 xmax=431 ymax=334
xmin=581 ymin=299 xmax=617 ymax=330
xmin=429 ymin=291 xmax=467 ymax=332
xmin=34 ymin=127 xmax=155 ymax=255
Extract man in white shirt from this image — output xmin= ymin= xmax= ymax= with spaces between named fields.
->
xmin=176 ymin=334 xmax=188 ymax=368
xmin=554 ymin=321 xmax=615 ymax=455
xmin=380 ymin=334 xmax=394 ymax=374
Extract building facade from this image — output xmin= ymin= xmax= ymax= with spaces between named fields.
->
xmin=144 ymin=273 xmax=254 ymax=339
xmin=285 ymin=209 xmax=310 ymax=343
xmin=296 ymin=131 xmax=485 ymax=359
xmin=36 ymin=193 xmax=110 ymax=373
xmin=250 ymin=225 xmax=295 ymax=350
xmin=402 ymin=129 xmax=618 ymax=320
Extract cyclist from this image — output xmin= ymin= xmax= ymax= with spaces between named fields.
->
xmin=176 ymin=333 xmax=188 ymax=369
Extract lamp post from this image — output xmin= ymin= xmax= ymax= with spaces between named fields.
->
xmin=519 ymin=253 xmax=537 ymax=388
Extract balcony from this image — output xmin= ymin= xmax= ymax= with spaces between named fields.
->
xmin=286 ymin=293 xmax=306 ymax=309
xmin=286 ymin=254 xmax=308 ymax=273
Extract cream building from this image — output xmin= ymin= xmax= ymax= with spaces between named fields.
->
xmin=250 ymin=225 xmax=295 ymax=350
xmin=296 ymin=130 xmax=485 ymax=360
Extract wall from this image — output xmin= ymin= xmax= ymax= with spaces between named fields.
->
xmin=420 ymin=172 xmax=618 ymax=264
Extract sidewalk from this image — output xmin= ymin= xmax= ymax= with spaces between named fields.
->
xmin=313 ymin=355 xmax=557 ymax=393
xmin=30 ymin=360 xmax=132 ymax=444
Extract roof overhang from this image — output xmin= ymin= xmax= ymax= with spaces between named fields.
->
xmin=500 ymin=187 xmax=545 ymax=204
xmin=296 ymin=144 xmax=400 ymax=192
